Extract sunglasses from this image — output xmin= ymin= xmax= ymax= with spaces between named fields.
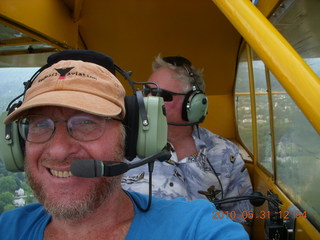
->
xmin=142 ymin=85 xmax=186 ymax=102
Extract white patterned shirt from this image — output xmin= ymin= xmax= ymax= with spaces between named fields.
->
xmin=122 ymin=127 xmax=253 ymax=224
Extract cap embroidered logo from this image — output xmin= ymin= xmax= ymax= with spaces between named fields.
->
xmin=55 ymin=67 xmax=74 ymax=79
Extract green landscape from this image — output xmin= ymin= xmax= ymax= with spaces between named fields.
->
xmin=0 ymin=161 xmax=37 ymax=214
xmin=0 ymin=67 xmax=38 ymax=214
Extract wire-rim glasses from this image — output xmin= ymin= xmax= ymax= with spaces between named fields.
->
xmin=18 ymin=114 xmax=121 ymax=143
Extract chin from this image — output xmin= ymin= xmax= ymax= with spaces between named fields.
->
xmin=29 ymin=171 xmax=121 ymax=219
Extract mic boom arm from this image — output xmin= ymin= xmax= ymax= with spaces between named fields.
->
xmin=70 ymin=149 xmax=171 ymax=178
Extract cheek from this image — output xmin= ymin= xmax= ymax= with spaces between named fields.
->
xmin=165 ymin=101 xmax=180 ymax=111
xmin=89 ymin=126 xmax=125 ymax=162
xmin=164 ymin=100 xmax=183 ymax=118
xmin=25 ymin=142 xmax=43 ymax=168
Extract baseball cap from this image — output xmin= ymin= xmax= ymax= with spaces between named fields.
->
xmin=4 ymin=56 xmax=126 ymax=124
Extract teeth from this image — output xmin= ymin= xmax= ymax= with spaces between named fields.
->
xmin=50 ymin=169 xmax=73 ymax=178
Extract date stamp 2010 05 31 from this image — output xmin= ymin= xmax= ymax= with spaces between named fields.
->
xmin=212 ymin=210 xmax=307 ymax=220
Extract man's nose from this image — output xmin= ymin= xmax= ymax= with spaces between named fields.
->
xmin=45 ymin=123 xmax=80 ymax=160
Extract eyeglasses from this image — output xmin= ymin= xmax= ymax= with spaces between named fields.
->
xmin=18 ymin=114 xmax=121 ymax=143
xmin=142 ymin=85 xmax=186 ymax=102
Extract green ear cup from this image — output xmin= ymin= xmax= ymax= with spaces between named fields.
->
xmin=0 ymin=111 xmax=25 ymax=172
xmin=136 ymin=96 xmax=168 ymax=158
xmin=186 ymin=93 xmax=208 ymax=123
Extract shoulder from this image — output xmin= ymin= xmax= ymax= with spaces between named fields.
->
xmin=129 ymin=191 xmax=218 ymax=218
xmin=0 ymin=203 xmax=45 ymax=220
xmin=195 ymin=127 xmax=240 ymax=152
xmin=127 ymin=192 xmax=248 ymax=240
xmin=0 ymin=204 xmax=49 ymax=239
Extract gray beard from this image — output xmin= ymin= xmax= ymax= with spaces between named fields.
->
xmin=26 ymin=148 xmax=125 ymax=220
xmin=25 ymin=123 xmax=127 ymax=220
xmin=27 ymin=169 xmax=121 ymax=220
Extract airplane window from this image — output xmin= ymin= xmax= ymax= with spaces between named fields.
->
xmin=0 ymin=67 xmax=39 ymax=213
xmin=235 ymin=47 xmax=273 ymax=174
xmin=270 ymin=70 xmax=320 ymax=229
xmin=305 ymin=58 xmax=320 ymax=78
xmin=270 ymin=0 xmax=320 ymax=229
xmin=235 ymin=48 xmax=253 ymax=154
xmin=252 ymin=56 xmax=273 ymax=173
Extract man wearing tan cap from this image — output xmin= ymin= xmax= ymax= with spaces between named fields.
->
xmin=0 ymin=50 xmax=248 ymax=239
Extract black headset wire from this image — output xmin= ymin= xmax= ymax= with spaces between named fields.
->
xmin=195 ymin=126 xmax=224 ymax=200
xmin=213 ymin=193 xmax=281 ymax=212
xmin=6 ymin=65 xmax=49 ymax=112
xmin=114 ymin=64 xmax=160 ymax=94
xmin=114 ymin=64 xmax=135 ymax=92
xmin=6 ymin=93 xmax=24 ymax=113
xmin=129 ymin=162 xmax=154 ymax=212
xmin=182 ymin=63 xmax=202 ymax=92
xmin=167 ymin=121 xmax=203 ymax=126
xmin=204 ymin=156 xmax=224 ymax=200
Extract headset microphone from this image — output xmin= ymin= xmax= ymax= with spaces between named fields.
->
xmin=71 ymin=149 xmax=171 ymax=178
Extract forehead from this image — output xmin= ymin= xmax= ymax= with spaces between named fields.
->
xmin=27 ymin=106 xmax=85 ymax=117
xmin=149 ymin=67 xmax=185 ymax=92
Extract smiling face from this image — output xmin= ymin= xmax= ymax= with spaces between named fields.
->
xmin=24 ymin=106 xmax=125 ymax=219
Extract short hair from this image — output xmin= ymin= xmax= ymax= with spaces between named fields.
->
xmin=152 ymin=55 xmax=205 ymax=93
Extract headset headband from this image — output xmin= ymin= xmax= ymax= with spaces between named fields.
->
xmin=162 ymin=56 xmax=201 ymax=91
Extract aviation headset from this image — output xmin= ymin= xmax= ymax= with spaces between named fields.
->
xmin=162 ymin=56 xmax=208 ymax=124
xmin=0 ymin=50 xmax=168 ymax=172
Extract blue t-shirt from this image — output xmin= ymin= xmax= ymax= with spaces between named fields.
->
xmin=0 ymin=192 xmax=248 ymax=240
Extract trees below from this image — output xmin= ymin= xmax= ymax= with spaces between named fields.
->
xmin=0 ymin=161 xmax=37 ymax=214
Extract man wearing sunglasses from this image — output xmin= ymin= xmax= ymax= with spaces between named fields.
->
xmin=0 ymin=50 xmax=249 ymax=239
xmin=122 ymin=55 xmax=253 ymax=233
